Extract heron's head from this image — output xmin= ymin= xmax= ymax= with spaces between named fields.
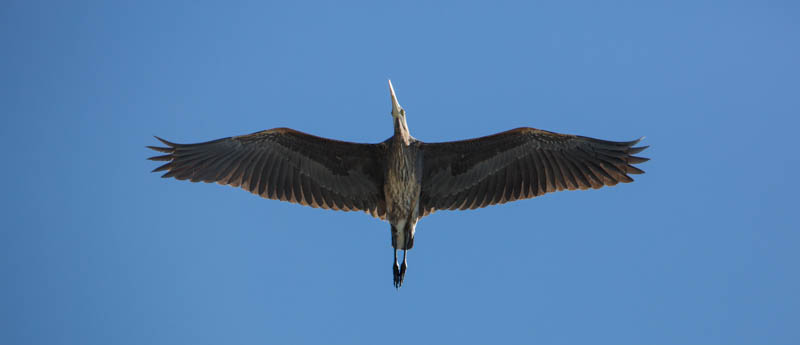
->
xmin=388 ymin=80 xmax=405 ymax=119
xmin=388 ymin=80 xmax=411 ymax=142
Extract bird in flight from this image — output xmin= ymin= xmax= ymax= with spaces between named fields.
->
xmin=148 ymin=80 xmax=649 ymax=288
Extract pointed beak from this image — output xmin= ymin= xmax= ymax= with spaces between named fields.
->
xmin=389 ymin=79 xmax=403 ymax=117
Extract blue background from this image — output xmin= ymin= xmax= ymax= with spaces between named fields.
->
xmin=2 ymin=1 xmax=798 ymax=344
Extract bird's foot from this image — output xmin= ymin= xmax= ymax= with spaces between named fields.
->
xmin=393 ymin=261 xmax=405 ymax=289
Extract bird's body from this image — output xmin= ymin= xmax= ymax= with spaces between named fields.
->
xmin=148 ymin=81 xmax=649 ymax=288
xmin=384 ymin=137 xmax=421 ymax=250
xmin=384 ymin=135 xmax=422 ymax=283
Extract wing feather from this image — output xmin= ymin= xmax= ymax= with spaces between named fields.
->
xmin=420 ymin=128 xmax=648 ymax=212
xmin=148 ymin=129 xmax=387 ymax=219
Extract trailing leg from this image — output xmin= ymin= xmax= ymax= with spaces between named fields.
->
xmin=399 ymin=249 xmax=408 ymax=287
xmin=392 ymin=248 xmax=402 ymax=288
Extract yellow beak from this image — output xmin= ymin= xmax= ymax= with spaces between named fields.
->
xmin=389 ymin=79 xmax=403 ymax=117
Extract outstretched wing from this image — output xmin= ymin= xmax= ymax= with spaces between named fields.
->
xmin=419 ymin=127 xmax=648 ymax=214
xmin=148 ymin=128 xmax=388 ymax=219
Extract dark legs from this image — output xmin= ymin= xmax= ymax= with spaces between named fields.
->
xmin=400 ymin=249 xmax=407 ymax=282
xmin=393 ymin=249 xmax=401 ymax=288
xmin=392 ymin=249 xmax=408 ymax=289
xmin=391 ymin=221 xmax=414 ymax=289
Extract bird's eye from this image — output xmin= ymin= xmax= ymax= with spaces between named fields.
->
xmin=400 ymin=109 xmax=406 ymax=116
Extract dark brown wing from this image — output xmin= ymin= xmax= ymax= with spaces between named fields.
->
xmin=420 ymin=127 xmax=648 ymax=215
xmin=148 ymin=128 xmax=388 ymax=219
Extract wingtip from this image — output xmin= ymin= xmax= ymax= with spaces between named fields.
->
xmin=629 ymin=136 xmax=645 ymax=146
xmin=626 ymin=164 xmax=646 ymax=175
xmin=629 ymin=145 xmax=649 ymax=154
xmin=147 ymin=153 xmax=173 ymax=161
xmin=147 ymin=145 xmax=172 ymax=153
xmin=153 ymin=136 xmax=177 ymax=147
xmin=151 ymin=161 xmax=172 ymax=172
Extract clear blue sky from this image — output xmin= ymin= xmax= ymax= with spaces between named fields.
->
xmin=2 ymin=1 xmax=798 ymax=344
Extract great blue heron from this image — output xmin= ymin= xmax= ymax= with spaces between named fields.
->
xmin=148 ymin=80 xmax=648 ymax=288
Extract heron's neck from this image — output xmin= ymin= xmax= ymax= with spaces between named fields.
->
xmin=394 ymin=116 xmax=411 ymax=145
